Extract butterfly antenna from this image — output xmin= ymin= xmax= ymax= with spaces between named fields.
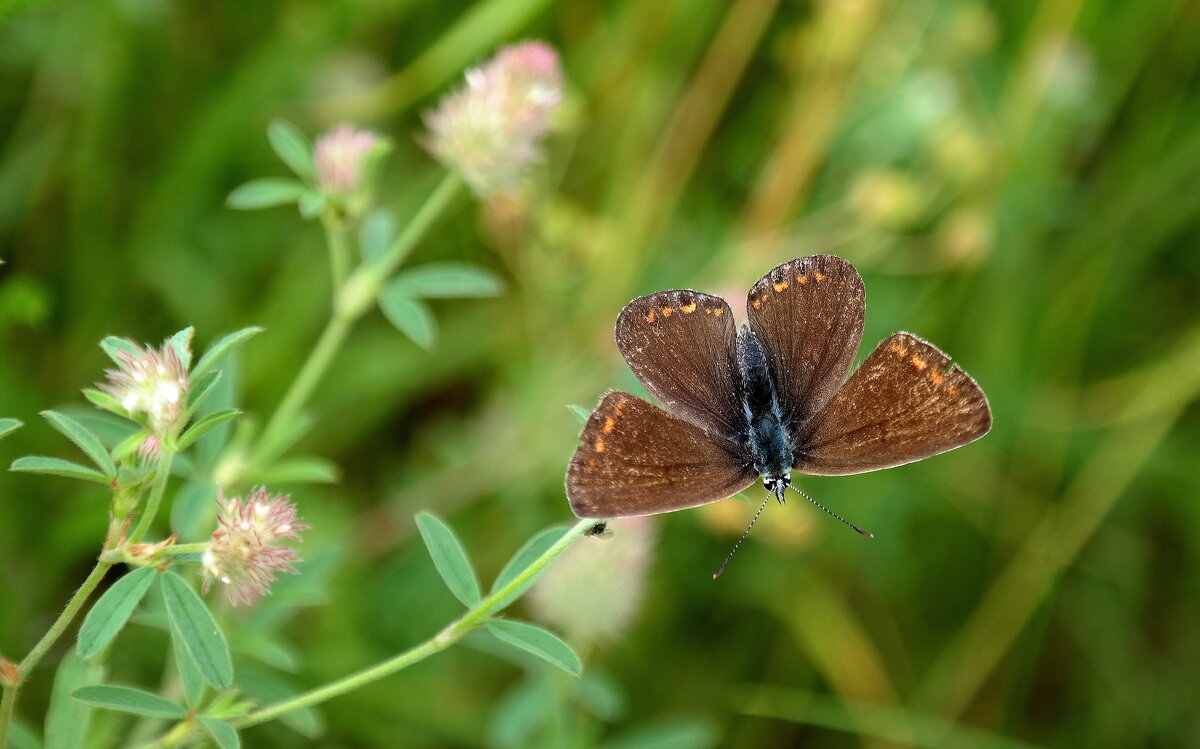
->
xmin=788 ymin=485 xmax=874 ymax=538
xmin=713 ymin=494 xmax=772 ymax=580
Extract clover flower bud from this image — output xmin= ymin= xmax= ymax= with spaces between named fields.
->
xmin=202 ymin=488 xmax=307 ymax=606
xmin=99 ymin=340 xmax=189 ymax=437
xmin=314 ymin=124 xmax=382 ymax=196
xmin=423 ymin=40 xmax=563 ymax=198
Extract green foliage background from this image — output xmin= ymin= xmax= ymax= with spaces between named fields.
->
xmin=2 ymin=0 xmax=1198 ymax=746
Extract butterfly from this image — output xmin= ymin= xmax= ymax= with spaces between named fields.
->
xmin=565 ymin=255 xmax=992 ymax=529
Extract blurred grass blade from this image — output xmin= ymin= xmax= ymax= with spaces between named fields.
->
xmin=177 ymin=409 xmax=240 ymax=452
xmin=40 ymin=410 xmax=116 ymax=478
xmin=227 ymin=178 xmax=307 ymax=209
xmin=198 ymin=718 xmax=240 ymax=749
xmin=267 ymin=120 xmax=314 ymax=180
xmin=566 ymin=404 xmax=590 ymax=426
xmin=71 ymin=685 xmax=186 ymax=719
xmin=0 ymin=418 xmax=22 ymax=440
xmin=487 ymin=620 xmax=581 ymax=676
xmin=359 ymin=209 xmax=396 ymax=264
xmin=160 ymin=571 xmax=234 ymax=689
xmin=256 ymin=456 xmax=340 ymax=485
xmin=10 ymin=456 xmax=111 ymax=485
xmin=489 ymin=525 xmax=569 ymax=612
xmin=387 ymin=262 xmax=503 ymax=298
xmin=167 ymin=327 xmax=194 ymax=369
xmin=415 ymin=511 xmax=481 ymax=606
xmin=77 ymin=567 xmax=157 ymax=659
xmin=45 ymin=648 xmax=102 ymax=749
xmin=99 ymin=336 xmax=138 ymax=365
xmin=191 ymin=327 xmax=264 ymax=380
xmin=378 ymin=289 xmax=436 ymax=349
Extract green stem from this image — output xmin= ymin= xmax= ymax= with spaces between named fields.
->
xmin=129 ymin=449 xmax=176 ymax=544
xmin=251 ymin=172 xmax=462 ymax=468
xmin=0 ymin=684 xmax=15 ymax=749
xmin=235 ymin=516 xmax=594 ymax=729
xmin=147 ymin=516 xmax=599 ymax=747
xmin=321 ymin=213 xmax=351 ymax=291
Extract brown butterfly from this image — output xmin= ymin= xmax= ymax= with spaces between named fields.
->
xmin=566 ymin=255 xmax=991 ymax=540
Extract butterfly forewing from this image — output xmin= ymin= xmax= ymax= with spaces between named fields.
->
xmin=566 ymin=392 xmax=757 ymax=518
xmin=794 ymin=332 xmax=992 ymax=476
xmin=616 ymin=290 xmax=746 ymax=439
xmin=746 ymin=255 xmax=866 ymax=429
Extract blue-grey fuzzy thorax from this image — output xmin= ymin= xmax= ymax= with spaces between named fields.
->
xmin=736 ymin=325 xmax=793 ymax=481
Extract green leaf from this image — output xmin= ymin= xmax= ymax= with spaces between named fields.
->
xmin=99 ymin=336 xmax=139 ymax=365
xmin=387 ymin=262 xmax=504 ymax=298
xmin=81 ymin=389 xmax=129 ymax=418
xmin=40 ymin=410 xmax=116 ymax=478
xmin=191 ymin=327 xmax=263 ymax=380
xmin=199 ymin=717 xmax=240 ymax=749
xmin=267 ymin=120 xmax=314 ymax=180
xmin=10 ymin=456 xmax=111 ymax=485
xmin=77 ymin=567 xmax=157 ymax=658
xmin=0 ymin=418 xmax=22 ymax=440
xmin=488 ymin=620 xmax=582 ymax=676
xmin=490 ymin=526 xmax=569 ymax=612
xmin=489 ymin=678 xmax=551 ymax=749
xmin=45 ymin=648 xmax=102 ymax=749
xmin=566 ymin=404 xmax=590 ymax=426
xmin=186 ymin=370 xmax=222 ymax=416
xmin=171 ymin=622 xmax=205 ymax=708
xmin=227 ymin=178 xmax=307 ymax=209
xmin=160 ymin=571 xmax=233 ymax=689
xmin=71 ymin=685 xmax=186 ymax=719
xmin=415 ymin=512 xmax=481 ymax=607
xmin=359 ymin=209 xmax=396 ymax=264
xmin=176 ymin=409 xmax=240 ymax=452
xmin=297 ymin=190 xmax=325 ymax=218
xmin=256 ymin=456 xmax=340 ymax=485
xmin=378 ymin=289 xmax=436 ymax=349
xmin=167 ymin=327 xmax=194 ymax=370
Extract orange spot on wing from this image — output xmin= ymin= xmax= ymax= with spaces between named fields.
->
xmin=772 ymin=280 xmax=789 ymax=292
xmin=751 ymin=299 xmax=762 ymax=310
xmin=713 ymin=307 xmax=724 ymax=317
xmin=911 ymin=355 xmax=927 ymax=371
xmin=614 ymin=399 xmax=627 ymax=416
xmin=602 ymin=417 xmax=616 ymax=434
xmin=587 ymin=457 xmax=598 ymax=470
xmin=888 ymin=342 xmax=908 ymax=357
xmin=644 ymin=309 xmax=656 ymax=323
xmin=680 ymin=301 xmax=697 ymax=314
xmin=946 ymin=386 xmax=959 ymax=398
xmin=797 ymin=275 xmax=809 ymax=284
xmin=594 ymin=437 xmax=606 ymax=453
xmin=929 ymin=370 xmax=944 ymax=386
xmin=813 ymin=270 xmax=827 ymax=282
xmin=661 ymin=307 xmax=673 ymax=317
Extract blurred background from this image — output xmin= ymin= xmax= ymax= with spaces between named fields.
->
xmin=2 ymin=0 xmax=1199 ymax=746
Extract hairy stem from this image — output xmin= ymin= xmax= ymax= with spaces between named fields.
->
xmin=149 ymin=517 xmax=600 ymax=747
xmin=130 ymin=449 xmax=176 ymax=544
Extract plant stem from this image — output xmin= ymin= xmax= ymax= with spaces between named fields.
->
xmin=251 ymin=172 xmax=462 ymax=469
xmin=130 ymin=449 xmax=176 ymax=544
xmin=0 ymin=684 xmax=15 ymax=748
xmin=146 ymin=517 xmax=599 ymax=747
xmin=321 ymin=213 xmax=351 ymax=291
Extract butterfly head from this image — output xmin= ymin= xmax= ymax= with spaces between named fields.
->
xmin=762 ymin=472 xmax=790 ymax=504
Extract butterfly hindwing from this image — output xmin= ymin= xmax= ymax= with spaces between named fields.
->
xmin=566 ymin=392 xmax=757 ymax=518
xmin=793 ymin=332 xmax=992 ymax=476
xmin=616 ymin=290 xmax=746 ymax=439
xmin=746 ymin=255 xmax=866 ymax=429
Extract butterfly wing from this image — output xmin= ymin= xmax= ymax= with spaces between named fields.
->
xmin=616 ymin=290 xmax=747 ymax=439
xmin=746 ymin=255 xmax=866 ymax=429
xmin=566 ymin=392 xmax=757 ymax=518
xmin=793 ymin=333 xmax=992 ymax=476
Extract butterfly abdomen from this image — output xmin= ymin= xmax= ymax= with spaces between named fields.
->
xmin=736 ymin=325 xmax=794 ymax=481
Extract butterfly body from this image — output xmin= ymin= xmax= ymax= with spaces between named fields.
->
xmin=566 ymin=255 xmax=992 ymax=520
xmin=735 ymin=325 xmax=793 ymax=501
